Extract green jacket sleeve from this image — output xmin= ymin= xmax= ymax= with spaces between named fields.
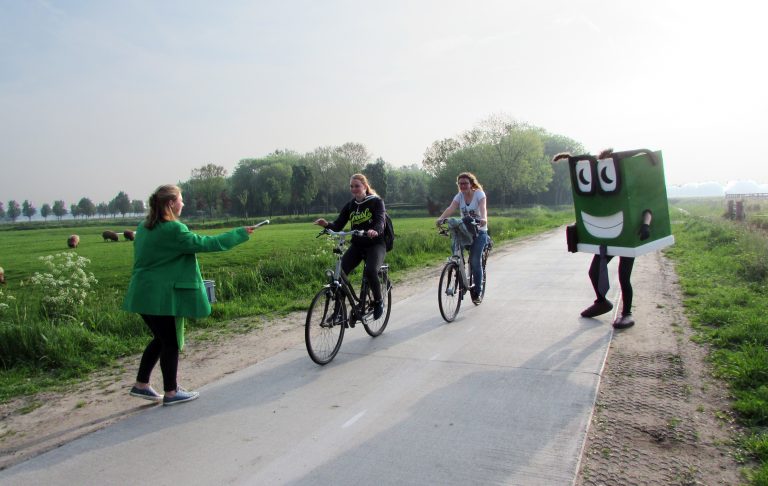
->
xmin=171 ymin=223 xmax=250 ymax=253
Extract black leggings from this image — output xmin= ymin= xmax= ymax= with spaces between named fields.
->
xmin=341 ymin=242 xmax=386 ymax=302
xmin=136 ymin=314 xmax=179 ymax=393
xmin=588 ymin=255 xmax=635 ymax=316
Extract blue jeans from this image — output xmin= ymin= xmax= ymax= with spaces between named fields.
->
xmin=469 ymin=231 xmax=489 ymax=294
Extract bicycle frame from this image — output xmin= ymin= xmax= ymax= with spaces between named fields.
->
xmin=439 ymin=223 xmax=472 ymax=291
xmin=321 ymin=229 xmax=376 ymax=324
xmin=451 ymin=238 xmax=472 ymax=290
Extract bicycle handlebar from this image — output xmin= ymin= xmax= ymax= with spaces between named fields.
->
xmin=317 ymin=228 xmax=367 ymax=238
xmin=437 ymin=217 xmax=481 ymax=225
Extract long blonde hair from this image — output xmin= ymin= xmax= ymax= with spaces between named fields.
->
xmin=457 ymin=172 xmax=483 ymax=191
xmin=144 ymin=184 xmax=181 ymax=229
xmin=351 ymin=173 xmax=378 ymax=196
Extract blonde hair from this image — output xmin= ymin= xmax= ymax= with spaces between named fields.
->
xmin=457 ymin=172 xmax=483 ymax=191
xmin=145 ymin=184 xmax=181 ymax=229
xmin=351 ymin=173 xmax=378 ymax=196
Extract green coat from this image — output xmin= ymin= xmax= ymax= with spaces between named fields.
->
xmin=122 ymin=220 xmax=249 ymax=318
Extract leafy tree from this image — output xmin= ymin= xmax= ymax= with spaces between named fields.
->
xmin=78 ymin=197 xmax=96 ymax=219
xmin=540 ymin=132 xmax=584 ymax=205
xmin=253 ymin=163 xmax=292 ymax=217
xmin=7 ymin=200 xmax=20 ymax=222
xmin=70 ymin=203 xmax=79 ymax=219
xmin=188 ymin=164 xmax=227 ymax=217
xmin=387 ymin=164 xmax=431 ymax=205
xmin=303 ymin=146 xmax=337 ymax=212
xmin=131 ymin=199 xmax=145 ymax=215
xmin=52 ymin=200 xmax=67 ymax=220
xmin=236 ymin=190 xmax=249 ymax=218
xmin=334 ymin=142 xmax=370 ymax=175
xmin=479 ymin=124 xmax=551 ymax=206
xmin=426 ymin=114 xmax=555 ymax=207
xmin=218 ymin=189 xmax=231 ymax=215
xmin=40 ymin=203 xmax=52 ymax=221
xmin=107 ymin=199 xmax=118 ymax=217
xmin=364 ymin=158 xmax=388 ymax=199
xmin=422 ymin=138 xmax=462 ymax=177
xmin=22 ymin=200 xmax=36 ymax=222
xmin=112 ymin=191 xmax=131 ymax=217
xmin=0 ymin=201 xmax=5 ymax=219
xmin=229 ymin=159 xmax=260 ymax=218
xmin=97 ymin=202 xmax=109 ymax=218
xmin=290 ymin=164 xmax=317 ymax=214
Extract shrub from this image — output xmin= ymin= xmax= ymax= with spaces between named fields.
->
xmin=0 ymin=287 xmax=15 ymax=320
xmin=29 ymin=252 xmax=98 ymax=320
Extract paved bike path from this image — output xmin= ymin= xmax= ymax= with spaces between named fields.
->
xmin=0 ymin=230 xmax=619 ymax=485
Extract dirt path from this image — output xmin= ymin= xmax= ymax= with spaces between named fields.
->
xmin=0 ymin=238 xmax=746 ymax=482
xmin=576 ymin=251 xmax=744 ymax=485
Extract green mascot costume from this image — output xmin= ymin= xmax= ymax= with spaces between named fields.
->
xmin=553 ymin=148 xmax=674 ymax=328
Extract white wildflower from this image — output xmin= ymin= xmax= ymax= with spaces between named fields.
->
xmin=31 ymin=251 xmax=98 ymax=320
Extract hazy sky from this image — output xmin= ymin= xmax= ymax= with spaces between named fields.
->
xmin=1 ymin=0 xmax=766 ymax=206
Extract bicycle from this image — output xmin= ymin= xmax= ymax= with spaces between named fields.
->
xmin=305 ymin=228 xmax=393 ymax=365
xmin=436 ymin=218 xmax=493 ymax=322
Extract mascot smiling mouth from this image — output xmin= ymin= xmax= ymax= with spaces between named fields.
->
xmin=581 ymin=211 xmax=623 ymax=239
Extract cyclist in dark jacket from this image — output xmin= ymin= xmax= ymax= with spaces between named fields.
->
xmin=314 ymin=173 xmax=387 ymax=319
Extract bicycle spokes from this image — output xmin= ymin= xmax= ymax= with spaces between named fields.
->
xmin=305 ymin=289 xmax=345 ymax=365
xmin=438 ymin=263 xmax=462 ymax=322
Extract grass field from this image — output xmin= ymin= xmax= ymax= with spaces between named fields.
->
xmin=0 ymin=207 xmax=573 ymax=400
xmin=667 ymin=198 xmax=768 ymax=484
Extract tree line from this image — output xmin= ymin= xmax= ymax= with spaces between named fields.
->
xmin=1 ymin=192 xmax=145 ymax=222
xmin=1 ymin=115 xmax=583 ymax=222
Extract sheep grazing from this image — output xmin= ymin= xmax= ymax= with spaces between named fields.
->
xmin=67 ymin=234 xmax=80 ymax=248
xmin=102 ymin=230 xmax=119 ymax=242
xmin=0 ymin=267 xmax=5 ymax=285
xmin=123 ymin=230 xmax=135 ymax=241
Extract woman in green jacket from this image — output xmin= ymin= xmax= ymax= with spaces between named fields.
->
xmin=123 ymin=184 xmax=257 ymax=406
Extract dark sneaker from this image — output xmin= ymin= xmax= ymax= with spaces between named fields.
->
xmin=471 ymin=291 xmax=482 ymax=305
xmin=130 ymin=385 xmax=162 ymax=402
xmin=613 ymin=314 xmax=635 ymax=329
xmin=163 ymin=387 xmax=199 ymax=406
xmin=325 ymin=305 xmax=345 ymax=325
xmin=373 ymin=301 xmax=384 ymax=320
xmin=580 ymin=300 xmax=613 ymax=318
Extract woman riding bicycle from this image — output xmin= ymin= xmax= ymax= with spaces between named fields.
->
xmin=435 ymin=172 xmax=489 ymax=304
xmin=314 ymin=173 xmax=387 ymax=319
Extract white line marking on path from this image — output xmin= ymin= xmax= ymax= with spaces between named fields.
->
xmin=342 ymin=410 xmax=367 ymax=429
xmin=430 ymin=354 xmax=440 ymax=361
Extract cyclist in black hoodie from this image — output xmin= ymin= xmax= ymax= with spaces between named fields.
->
xmin=314 ymin=173 xmax=387 ymax=319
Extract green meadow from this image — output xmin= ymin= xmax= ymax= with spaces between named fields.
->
xmin=667 ymin=198 xmax=768 ymax=484
xmin=0 ymin=208 xmax=573 ymax=400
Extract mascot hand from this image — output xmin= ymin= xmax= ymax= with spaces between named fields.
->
xmin=639 ymin=223 xmax=651 ymax=241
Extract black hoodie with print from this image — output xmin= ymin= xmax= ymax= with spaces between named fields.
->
xmin=326 ymin=195 xmax=386 ymax=247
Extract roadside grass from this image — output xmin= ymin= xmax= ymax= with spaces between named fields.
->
xmin=666 ymin=199 xmax=768 ymax=484
xmin=0 ymin=207 xmax=573 ymax=402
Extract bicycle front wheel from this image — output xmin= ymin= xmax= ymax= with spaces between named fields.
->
xmin=438 ymin=262 xmax=462 ymax=322
xmin=363 ymin=269 xmax=392 ymax=337
xmin=305 ymin=288 xmax=346 ymax=365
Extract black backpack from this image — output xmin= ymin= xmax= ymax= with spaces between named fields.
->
xmin=383 ymin=213 xmax=395 ymax=252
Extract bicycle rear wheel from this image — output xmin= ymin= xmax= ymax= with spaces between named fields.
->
xmin=305 ymin=288 xmax=346 ymax=365
xmin=438 ymin=262 xmax=462 ymax=322
xmin=480 ymin=240 xmax=491 ymax=301
xmin=363 ymin=268 xmax=392 ymax=337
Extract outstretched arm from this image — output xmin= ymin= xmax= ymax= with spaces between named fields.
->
xmin=435 ymin=200 xmax=459 ymax=226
